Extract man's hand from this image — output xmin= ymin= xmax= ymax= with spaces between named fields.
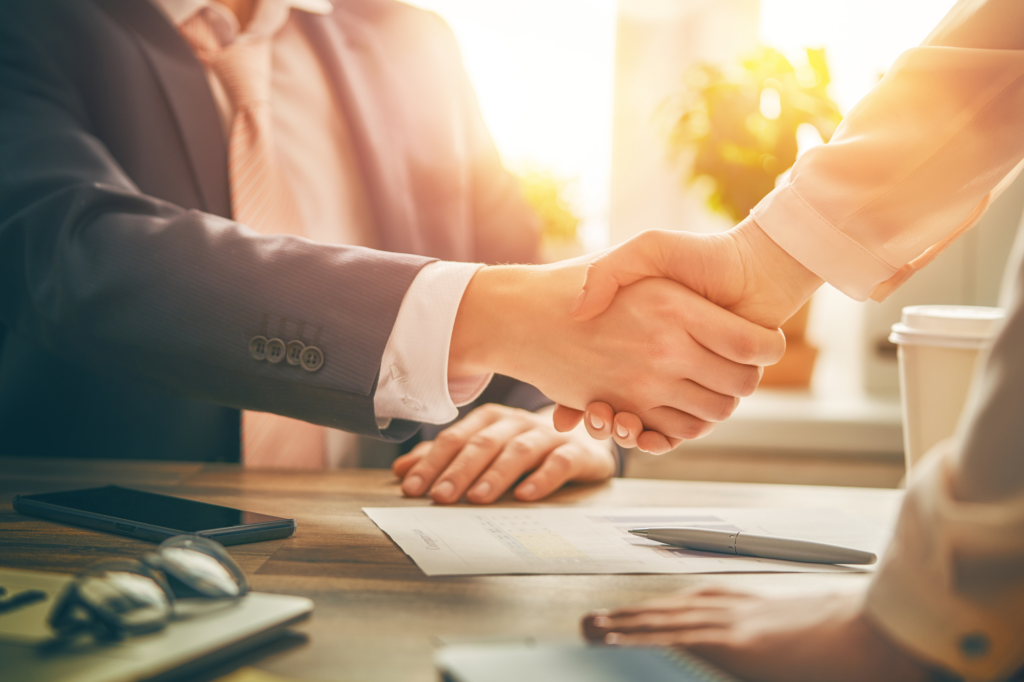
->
xmin=555 ymin=218 xmax=824 ymax=451
xmin=448 ymin=257 xmax=786 ymax=435
xmin=394 ymin=403 xmax=615 ymax=504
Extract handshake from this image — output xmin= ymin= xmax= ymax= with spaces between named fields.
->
xmin=396 ymin=217 xmax=824 ymax=503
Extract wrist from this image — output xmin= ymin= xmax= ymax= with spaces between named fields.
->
xmin=448 ymin=260 xmax=590 ymax=387
xmin=448 ymin=264 xmax=533 ymax=380
xmin=730 ymin=216 xmax=824 ymax=328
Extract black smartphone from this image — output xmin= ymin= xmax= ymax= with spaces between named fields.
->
xmin=13 ymin=485 xmax=295 ymax=545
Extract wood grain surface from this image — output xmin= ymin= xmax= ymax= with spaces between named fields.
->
xmin=0 ymin=457 xmax=903 ymax=682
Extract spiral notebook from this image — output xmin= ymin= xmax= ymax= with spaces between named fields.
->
xmin=435 ymin=642 xmax=738 ymax=682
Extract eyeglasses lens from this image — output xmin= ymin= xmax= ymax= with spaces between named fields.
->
xmin=158 ymin=548 xmax=242 ymax=598
xmin=77 ymin=570 xmax=171 ymax=631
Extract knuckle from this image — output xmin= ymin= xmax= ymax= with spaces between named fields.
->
xmin=738 ymin=366 xmax=761 ymax=397
xmin=505 ymin=438 xmax=534 ymax=459
xmin=718 ymin=396 xmax=741 ymax=421
xmin=433 ymin=430 xmax=461 ymax=450
xmin=693 ymin=420 xmax=717 ymax=440
xmin=731 ymin=333 xmax=760 ymax=365
xmin=547 ymin=449 xmax=576 ymax=474
xmin=466 ymin=433 xmax=500 ymax=451
xmin=679 ymin=419 xmax=708 ymax=440
xmin=644 ymin=332 xmax=677 ymax=366
xmin=480 ymin=403 xmax=503 ymax=417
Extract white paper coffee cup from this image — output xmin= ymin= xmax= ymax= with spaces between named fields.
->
xmin=890 ymin=305 xmax=1005 ymax=474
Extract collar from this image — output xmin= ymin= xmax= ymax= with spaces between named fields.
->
xmin=155 ymin=0 xmax=333 ymax=28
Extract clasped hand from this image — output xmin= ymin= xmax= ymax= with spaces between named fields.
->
xmin=418 ymin=239 xmax=794 ymax=502
xmin=554 ymin=218 xmax=822 ymax=453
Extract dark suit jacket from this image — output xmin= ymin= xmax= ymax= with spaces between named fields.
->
xmin=0 ymin=0 xmax=545 ymax=461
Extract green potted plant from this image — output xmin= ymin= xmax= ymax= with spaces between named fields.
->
xmin=669 ymin=46 xmax=842 ymax=387
xmin=517 ymin=168 xmax=584 ymax=263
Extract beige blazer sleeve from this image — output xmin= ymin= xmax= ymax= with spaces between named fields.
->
xmin=747 ymin=3 xmax=1024 ymax=679
xmin=751 ymin=45 xmax=1024 ymax=301
xmin=864 ymin=234 xmax=1024 ymax=680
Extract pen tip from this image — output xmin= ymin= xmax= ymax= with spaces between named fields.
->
xmin=628 ymin=529 xmax=646 ymax=537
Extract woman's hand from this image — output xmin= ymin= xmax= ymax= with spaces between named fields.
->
xmin=394 ymin=403 xmax=616 ymax=504
xmin=581 ymin=587 xmax=937 ymax=682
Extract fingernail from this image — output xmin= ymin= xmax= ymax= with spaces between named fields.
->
xmin=605 ymin=633 xmax=621 ymax=645
xmin=570 ymin=290 xmax=587 ymax=317
xmin=616 ymin=424 xmax=628 ymax=438
xmin=518 ymin=483 xmax=536 ymax=499
xmin=471 ymin=481 xmax=492 ymax=498
xmin=404 ymin=475 xmax=423 ymax=496
xmin=591 ymin=616 xmax=611 ymax=628
xmin=588 ymin=413 xmax=604 ymax=430
xmin=432 ymin=480 xmax=455 ymax=500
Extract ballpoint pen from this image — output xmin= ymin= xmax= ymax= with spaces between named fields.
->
xmin=629 ymin=527 xmax=877 ymax=565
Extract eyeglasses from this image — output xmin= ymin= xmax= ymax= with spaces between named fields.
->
xmin=48 ymin=534 xmax=249 ymax=641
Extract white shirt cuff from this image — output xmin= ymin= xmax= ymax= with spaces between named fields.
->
xmin=373 ymin=260 xmax=492 ymax=427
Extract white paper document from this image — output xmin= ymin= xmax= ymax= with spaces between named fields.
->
xmin=363 ymin=506 xmax=890 ymax=576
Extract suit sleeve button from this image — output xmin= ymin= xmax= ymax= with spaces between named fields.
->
xmin=960 ymin=633 xmax=990 ymax=658
xmin=265 ymin=338 xmax=286 ymax=364
xmin=249 ymin=336 xmax=268 ymax=361
xmin=286 ymin=340 xmax=305 ymax=365
xmin=300 ymin=346 xmax=324 ymax=372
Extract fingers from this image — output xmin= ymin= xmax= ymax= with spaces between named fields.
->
xmin=572 ymin=231 xmax=681 ymax=322
xmin=683 ymin=292 xmax=787 ymax=367
xmin=583 ymin=402 xmax=614 ymax=440
xmin=399 ymin=406 xmax=505 ymax=498
xmin=552 ymin=404 xmax=585 ymax=432
xmin=391 ymin=441 xmax=430 ymax=478
xmin=611 ymin=412 xmax=643 ymax=449
xmin=514 ymin=443 xmax=594 ymax=501
xmin=679 ymin=341 xmax=764 ymax=400
xmin=640 ymin=404 xmax=717 ymax=441
xmin=589 ymin=608 xmax=734 ymax=636
xmin=426 ymin=417 xmax=534 ymax=504
xmin=637 ymin=431 xmax=675 ymax=454
xmin=466 ymin=428 xmax=563 ymax=504
xmin=582 ymin=587 xmax=757 ymax=643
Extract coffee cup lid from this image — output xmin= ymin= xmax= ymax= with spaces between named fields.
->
xmin=890 ymin=305 xmax=1005 ymax=349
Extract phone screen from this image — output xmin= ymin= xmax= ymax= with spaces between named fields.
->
xmin=24 ymin=486 xmax=286 ymax=532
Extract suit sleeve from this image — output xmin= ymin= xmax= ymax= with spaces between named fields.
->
xmin=0 ymin=7 xmax=432 ymax=440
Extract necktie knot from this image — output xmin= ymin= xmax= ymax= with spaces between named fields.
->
xmin=180 ymin=11 xmax=272 ymax=112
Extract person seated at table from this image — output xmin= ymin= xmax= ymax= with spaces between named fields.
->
xmin=0 ymin=0 xmax=782 ymax=502
xmin=575 ymin=1 xmax=1024 ymax=679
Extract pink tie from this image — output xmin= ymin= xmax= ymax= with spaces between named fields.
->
xmin=181 ymin=12 xmax=326 ymax=469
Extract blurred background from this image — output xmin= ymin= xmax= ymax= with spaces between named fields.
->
xmin=406 ymin=0 xmax=1024 ymax=488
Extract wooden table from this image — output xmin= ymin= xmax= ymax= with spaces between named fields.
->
xmin=0 ymin=457 xmax=903 ymax=682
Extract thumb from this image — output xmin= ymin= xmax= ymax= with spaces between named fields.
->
xmin=570 ymin=230 xmax=683 ymax=321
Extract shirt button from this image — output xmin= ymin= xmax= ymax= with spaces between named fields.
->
xmin=960 ymin=632 xmax=990 ymax=659
xmin=265 ymin=338 xmax=286 ymax=364
xmin=402 ymin=397 xmax=422 ymax=411
xmin=285 ymin=340 xmax=305 ymax=366
xmin=300 ymin=346 xmax=324 ymax=372
xmin=249 ymin=336 xmax=268 ymax=361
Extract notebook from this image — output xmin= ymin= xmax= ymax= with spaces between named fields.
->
xmin=436 ymin=641 xmax=739 ymax=682
xmin=0 ymin=567 xmax=312 ymax=682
